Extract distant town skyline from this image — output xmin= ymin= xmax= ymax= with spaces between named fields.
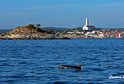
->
xmin=0 ymin=0 xmax=124 ymax=29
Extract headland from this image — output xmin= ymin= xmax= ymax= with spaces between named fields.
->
xmin=0 ymin=24 xmax=69 ymax=40
xmin=0 ymin=24 xmax=124 ymax=40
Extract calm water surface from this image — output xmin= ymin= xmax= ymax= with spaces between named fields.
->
xmin=0 ymin=39 xmax=124 ymax=84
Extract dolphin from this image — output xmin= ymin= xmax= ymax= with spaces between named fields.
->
xmin=59 ymin=64 xmax=82 ymax=70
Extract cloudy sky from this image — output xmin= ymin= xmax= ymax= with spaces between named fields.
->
xmin=0 ymin=0 xmax=124 ymax=29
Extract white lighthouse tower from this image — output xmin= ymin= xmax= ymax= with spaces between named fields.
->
xmin=83 ymin=17 xmax=96 ymax=30
xmin=85 ymin=17 xmax=89 ymax=25
xmin=83 ymin=17 xmax=89 ymax=30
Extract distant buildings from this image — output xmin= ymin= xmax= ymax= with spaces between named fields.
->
xmin=83 ymin=17 xmax=96 ymax=30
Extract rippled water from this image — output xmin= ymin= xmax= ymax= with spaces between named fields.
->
xmin=0 ymin=39 xmax=124 ymax=84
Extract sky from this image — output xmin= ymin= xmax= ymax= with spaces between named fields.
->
xmin=0 ymin=0 xmax=124 ymax=29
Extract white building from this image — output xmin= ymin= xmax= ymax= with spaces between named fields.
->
xmin=83 ymin=17 xmax=96 ymax=30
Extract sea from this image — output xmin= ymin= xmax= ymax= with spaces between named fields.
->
xmin=0 ymin=39 xmax=124 ymax=84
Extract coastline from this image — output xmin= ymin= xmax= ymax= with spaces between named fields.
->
xmin=0 ymin=24 xmax=124 ymax=40
xmin=0 ymin=37 xmax=70 ymax=40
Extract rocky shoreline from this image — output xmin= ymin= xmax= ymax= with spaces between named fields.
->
xmin=0 ymin=37 xmax=69 ymax=40
xmin=0 ymin=24 xmax=70 ymax=40
xmin=1 ymin=24 xmax=124 ymax=40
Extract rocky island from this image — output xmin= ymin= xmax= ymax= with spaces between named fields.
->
xmin=1 ymin=24 xmax=124 ymax=40
xmin=0 ymin=24 xmax=69 ymax=40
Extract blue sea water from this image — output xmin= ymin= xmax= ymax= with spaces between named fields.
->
xmin=0 ymin=39 xmax=124 ymax=84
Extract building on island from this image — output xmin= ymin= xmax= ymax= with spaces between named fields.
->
xmin=83 ymin=17 xmax=96 ymax=30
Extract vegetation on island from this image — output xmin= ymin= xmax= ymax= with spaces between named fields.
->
xmin=0 ymin=24 xmax=68 ymax=40
xmin=7 ymin=24 xmax=53 ymax=35
xmin=1 ymin=24 xmax=124 ymax=39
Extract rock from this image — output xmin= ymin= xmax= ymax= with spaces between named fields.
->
xmin=0 ymin=24 xmax=69 ymax=40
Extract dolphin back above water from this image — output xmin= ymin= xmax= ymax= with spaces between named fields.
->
xmin=59 ymin=64 xmax=82 ymax=70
